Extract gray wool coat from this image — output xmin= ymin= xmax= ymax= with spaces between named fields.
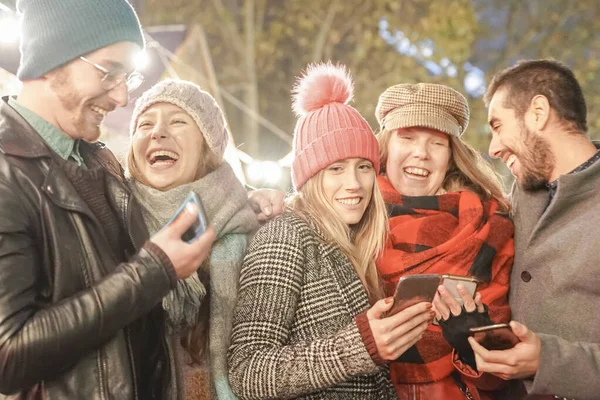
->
xmin=507 ymin=147 xmax=600 ymax=400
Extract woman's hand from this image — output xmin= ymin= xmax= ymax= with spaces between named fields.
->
xmin=433 ymin=285 xmax=491 ymax=370
xmin=366 ymin=298 xmax=434 ymax=361
xmin=433 ymin=284 xmax=484 ymax=320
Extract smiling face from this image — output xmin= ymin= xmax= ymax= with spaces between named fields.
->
xmin=385 ymin=127 xmax=452 ymax=196
xmin=131 ymin=103 xmax=207 ymax=191
xmin=45 ymin=41 xmax=139 ymax=142
xmin=488 ymin=88 xmax=555 ymax=190
xmin=321 ymin=158 xmax=375 ymax=225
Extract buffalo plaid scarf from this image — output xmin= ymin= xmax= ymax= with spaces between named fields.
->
xmin=376 ymin=176 xmax=514 ymax=384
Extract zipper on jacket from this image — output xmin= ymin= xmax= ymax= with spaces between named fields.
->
xmin=102 ymin=348 xmax=111 ymax=399
xmin=72 ymin=216 xmax=109 ymax=400
xmin=125 ymin=328 xmax=139 ymax=400
xmin=120 ymin=193 xmax=141 ymax=400
xmin=165 ymin=335 xmax=179 ymax=399
xmin=96 ymin=349 xmax=108 ymax=400
xmin=123 ymin=191 xmax=136 ymax=249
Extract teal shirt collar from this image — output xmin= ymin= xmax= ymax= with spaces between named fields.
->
xmin=8 ymin=97 xmax=85 ymax=167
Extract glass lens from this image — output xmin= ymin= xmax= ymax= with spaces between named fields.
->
xmin=125 ymin=73 xmax=144 ymax=93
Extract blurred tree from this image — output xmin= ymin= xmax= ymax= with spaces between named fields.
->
xmin=140 ymin=0 xmax=600 ymax=169
xmin=141 ymin=0 xmax=478 ymax=159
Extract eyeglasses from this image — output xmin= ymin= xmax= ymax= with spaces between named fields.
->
xmin=79 ymin=56 xmax=144 ymax=93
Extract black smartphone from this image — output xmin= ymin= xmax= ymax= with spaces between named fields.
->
xmin=469 ymin=323 xmax=520 ymax=351
xmin=387 ymin=274 xmax=441 ymax=317
xmin=164 ymin=192 xmax=207 ymax=243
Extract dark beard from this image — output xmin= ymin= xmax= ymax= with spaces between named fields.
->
xmin=49 ymin=67 xmax=100 ymax=142
xmin=49 ymin=67 xmax=81 ymax=112
xmin=518 ymin=127 xmax=555 ymax=191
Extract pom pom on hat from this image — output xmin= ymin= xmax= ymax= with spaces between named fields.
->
xmin=290 ymin=62 xmax=380 ymax=190
xmin=292 ymin=62 xmax=354 ymax=116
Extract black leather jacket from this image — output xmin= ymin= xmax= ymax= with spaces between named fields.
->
xmin=0 ymin=98 xmax=179 ymax=399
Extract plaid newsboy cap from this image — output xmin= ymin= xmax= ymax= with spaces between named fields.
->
xmin=375 ymin=83 xmax=470 ymax=137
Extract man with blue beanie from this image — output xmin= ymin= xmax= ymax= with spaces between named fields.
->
xmin=0 ymin=1 xmax=217 ymax=398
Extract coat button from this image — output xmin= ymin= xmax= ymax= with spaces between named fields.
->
xmin=521 ymin=271 xmax=532 ymax=282
xmin=46 ymin=185 xmax=53 ymax=194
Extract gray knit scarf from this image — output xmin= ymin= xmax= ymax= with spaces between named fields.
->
xmin=128 ymin=162 xmax=258 ymax=333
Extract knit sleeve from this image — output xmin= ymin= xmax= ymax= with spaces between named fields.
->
xmin=227 ymin=217 xmax=377 ymax=400
xmin=355 ymin=312 xmax=386 ymax=366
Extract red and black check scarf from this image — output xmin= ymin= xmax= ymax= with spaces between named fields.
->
xmin=376 ymin=176 xmax=514 ymax=384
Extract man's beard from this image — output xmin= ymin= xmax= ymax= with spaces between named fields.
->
xmin=49 ymin=68 xmax=101 ymax=142
xmin=517 ymin=124 xmax=555 ymax=191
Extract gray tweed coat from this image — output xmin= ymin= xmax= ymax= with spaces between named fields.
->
xmin=228 ymin=211 xmax=395 ymax=399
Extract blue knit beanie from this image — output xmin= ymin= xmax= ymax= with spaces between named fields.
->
xmin=17 ymin=0 xmax=145 ymax=80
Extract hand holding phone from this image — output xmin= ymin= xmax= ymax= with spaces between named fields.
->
xmin=469 ymin=323 xmax=521 ymax=351
xmin=433 ymin=274 xmax=479 ymax=325
xmin=441 ymin=274 xmax=478 ymax=307
xmin=387 ymin=274 xmax=441 ymax=317
xmin=150 ymin=195 xmax=215 ymax=280
xmin=468 ymin=321 xmax=540 ymax=380
xmin=366 ymin=299 xmax=433 ymax=361
xmin=163 ymin=193 xmax=207 ymax=243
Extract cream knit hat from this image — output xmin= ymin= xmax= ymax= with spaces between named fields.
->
xmin=130 ymin=79 xmax=228 ymax=161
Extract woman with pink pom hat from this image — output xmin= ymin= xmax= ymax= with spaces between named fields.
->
xmin=227 ymin=63 xmax=434 ymax=399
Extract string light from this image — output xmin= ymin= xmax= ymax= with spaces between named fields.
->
xmin=236 ymin=149 xmax=288 ymax=186
xmin=247 ymin=161 xmax=283 ymax=185
xmin=134 ymin=50 xmax=150 ymax=71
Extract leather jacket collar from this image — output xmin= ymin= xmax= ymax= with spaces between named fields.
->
xmin=0 ymin=96 xmax=53 ymax=158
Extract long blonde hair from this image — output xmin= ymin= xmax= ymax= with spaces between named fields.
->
xmin=289 ymin=168 xmax=388 ymax=304
xmin=377 ymin=128 xmax=510 ymax=213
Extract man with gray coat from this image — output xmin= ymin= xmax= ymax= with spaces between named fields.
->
xmin=471 ymin=59 xmax=600 ymax=400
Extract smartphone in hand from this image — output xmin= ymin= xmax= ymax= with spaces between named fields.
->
xmin=441 ymin=274 xmax=479 ymax=307
xmin=469 ymin=323 xmax=520 ymax=350
xmin=163 ymin=192 xmax=207 ymax=243
xmin=387 ymin=274 xmax=441 ymax=317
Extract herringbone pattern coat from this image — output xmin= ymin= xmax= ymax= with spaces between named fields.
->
xmin=228 ymin=212 xmax=395 ymax=399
